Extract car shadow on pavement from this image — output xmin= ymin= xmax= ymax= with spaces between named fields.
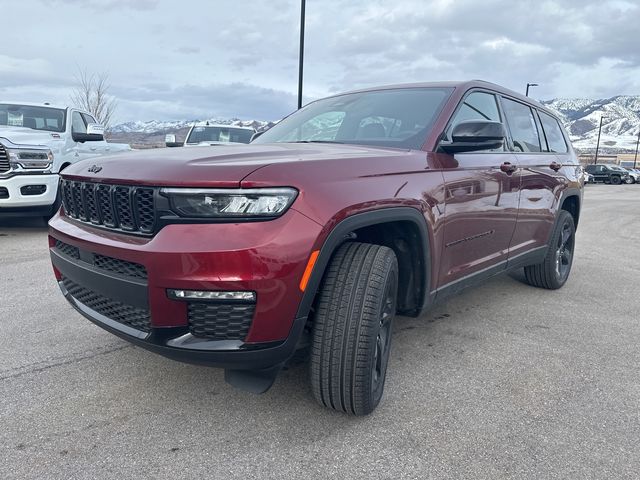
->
xmin=0 ymin=217 xmax=49 ymax=232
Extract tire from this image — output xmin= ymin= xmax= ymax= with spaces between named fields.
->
xmin=626 ymin=177 xmax=635 ymax=184
xmin=611 ymin=175 xmax=622 ymax=185
xmin=310 ymin=242 xmax=398 ymax=416
xmin=524 ymin=210 xmax=575 ymax=290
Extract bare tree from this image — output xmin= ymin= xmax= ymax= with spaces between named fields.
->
xmin=70 ymin=69 xmax=117 ymax=128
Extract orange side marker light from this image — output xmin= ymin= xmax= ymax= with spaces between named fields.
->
xmin=299 ymin=250 xmax=320 ymax=292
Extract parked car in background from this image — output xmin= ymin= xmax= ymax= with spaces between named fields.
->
xmin=620 ymin=166 xmax=640 ymax=184
xmin=584 ymin=171 xmax=595 ymax=184
xmin=584 ymin=164 xmax=629 ymax=185
xmin=0 ymin=102 xmax=130 ymax=220
xmin=49 ymin=80 xmax=582 ymax=415
xmin=165 ymin=123 xmax=254 ymax=147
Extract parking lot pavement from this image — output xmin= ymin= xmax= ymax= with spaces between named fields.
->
xmin=1 ymin=184 xmax=639 ymax=480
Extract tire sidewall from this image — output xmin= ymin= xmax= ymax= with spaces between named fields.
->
xmin=547 ymin=211 xmax=575 ymax=288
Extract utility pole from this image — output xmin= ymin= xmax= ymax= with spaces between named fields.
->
xmin=297 ymin=0 xmax=306 ymax=110
xmin=594 ymin=116 xmax=605 ymax=164
xmin=634 ymin=129 xmax=640 ymax=169
xmin=525 ymin=83 xmax=538 ymax=96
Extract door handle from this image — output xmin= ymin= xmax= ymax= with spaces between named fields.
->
xmin=500 ymin=162 xmax=517 ymax=175
xmin=549 ymin=161 xmax=562 ymax=172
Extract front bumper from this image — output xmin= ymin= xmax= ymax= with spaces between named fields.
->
xmin=49 ymin=208 xmax=322 ymax=368
xmin=0 ymin=173 xmax=59 ymax=215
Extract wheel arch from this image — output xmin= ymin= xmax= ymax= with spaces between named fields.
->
xmin=559 ymin=189 xmax=581 ymax=230
xmin=295 ymin=207 xmax=432 ymax=320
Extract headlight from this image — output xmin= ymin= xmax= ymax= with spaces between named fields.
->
xmin=160 ymin=187 xmax=298 ymax=218
xmin=7 ymin=149 xmax=53 ymax=169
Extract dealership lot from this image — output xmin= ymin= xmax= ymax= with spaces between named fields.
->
xmin=1 ymin=185 xmax=638 ymax=479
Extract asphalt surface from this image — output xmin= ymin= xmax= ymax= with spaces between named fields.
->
xmin=1 ymin=184 xmax=639 ymax=479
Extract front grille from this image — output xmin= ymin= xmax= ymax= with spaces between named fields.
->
xmin=188 ymin=303 xmax=255 ymax=341
xmin=62 ymin=276 xmax=151 ymax=333
xmin=55 ymin=240 xmax=147 ymax=280
xmin=60 ymin=179 xmax=156 ymax=234
xmin=0 ymin=187 xmax=8 ymax=199
xmin=0 ymin=143 xmax=10 ymax=173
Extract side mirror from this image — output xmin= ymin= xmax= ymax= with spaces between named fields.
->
xmin=72 ymin=123 xmax=105 ymax=143
xmin=250 ymin=130 xmax=265 ymax=142
xmin=440 ymin=121 xmax=505 ymax=154
xmin=165 ymin=134 xmax=183 ymax=147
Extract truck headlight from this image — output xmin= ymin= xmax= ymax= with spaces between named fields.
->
xmin=8 ymin=149 xmax=54 ymax=169
xmin=160 ymin=187 xmax=298 ymax=218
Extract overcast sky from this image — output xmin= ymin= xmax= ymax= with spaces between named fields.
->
xmin=3 ymin=0 xmax=639 ymax=123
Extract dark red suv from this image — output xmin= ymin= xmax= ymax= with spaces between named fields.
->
xmin=49 ymin=81 xmax=583 ymax=415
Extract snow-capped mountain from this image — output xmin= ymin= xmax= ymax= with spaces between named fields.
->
xmin=106 ymin=95 xmax=640 ymax=152
xmin=108 ymin=118 xmax=271 ymax=134
xmin=542 ymin=96 xmax=640 ymax=152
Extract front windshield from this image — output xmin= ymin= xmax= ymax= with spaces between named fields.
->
xmin=253 ymin=87 xmax=454 ymax=150
xmin=186 ymin=126 xmax=253 ymax=144
xmin=0 ymin=103 xmax=66 ymax=133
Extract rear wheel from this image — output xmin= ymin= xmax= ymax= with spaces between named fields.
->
xmin=524 ymin=210 xmax=575 ymax=290
xmin=310 ymin=242 xmax=398 ymax=416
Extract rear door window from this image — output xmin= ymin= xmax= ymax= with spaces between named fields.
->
xmin=538 ymin=111 xmax=568 ymax=153
xmin=501 ymin=98 xmax=542 ymax=153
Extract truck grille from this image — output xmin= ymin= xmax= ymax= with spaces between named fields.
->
xmin=60 ymin=179 xmax=156 ymax=234
xmin=0 ymin=143 xmax=10 ymax=173
xmin=62 ymin=276 xmax=151 ymax=333
xmin=188 ymin=303 xmax=255 ymax=341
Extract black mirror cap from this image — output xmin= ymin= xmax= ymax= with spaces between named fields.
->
xmin=72 ymin=132 xmax=104 ymax=143
xmin=440 ymin=120 xmax=506 ymax=154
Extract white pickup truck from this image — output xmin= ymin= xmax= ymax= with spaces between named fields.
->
xmin=0 ymin=102 xmax=130 ymax=220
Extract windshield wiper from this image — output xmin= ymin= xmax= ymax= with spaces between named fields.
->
xmin=291 ymin=140 xmax=344 ymax=144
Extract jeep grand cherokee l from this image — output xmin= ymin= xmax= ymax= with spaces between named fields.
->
xmin=49 ymin=81 xmax=582 ymax=415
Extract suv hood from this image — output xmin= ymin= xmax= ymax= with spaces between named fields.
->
xmin=0 ymin=126 xmax=58 ymax=148
xmin=62 ymin=143 xmax=412 ymax=187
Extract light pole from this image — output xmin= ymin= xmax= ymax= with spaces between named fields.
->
xmin=525 ymin=83 xmax=538 ymax=96
xmin=297 ymin=0 xmax=306 ymax=110
xmin=594 ymin=116 xmax=605 ymax=164
xmin=634 ymin=129 xmax=640 ymax=169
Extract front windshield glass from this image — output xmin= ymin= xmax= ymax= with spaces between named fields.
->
xmin=186 ymin=126 xmax=253 ymax=144
xmin=253 ymin=87 xmax=454 ymax=150
xmin=0 ymin=104 xmax=66 ymax=133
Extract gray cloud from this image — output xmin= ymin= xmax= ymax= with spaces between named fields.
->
xmin=2 ymin=0 xmax=638 ymax=122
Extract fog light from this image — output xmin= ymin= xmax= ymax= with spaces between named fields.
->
xmin=167 ymin=289 xmax=256 ymax=302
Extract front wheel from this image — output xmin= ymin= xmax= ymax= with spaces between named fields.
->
xmin=310 ymin=242 xmax=398 ymax=416
xmin=611 ymin=175 xmax=622 ymax=185
xmin=524 ymin=210 xmax=575 ymax=289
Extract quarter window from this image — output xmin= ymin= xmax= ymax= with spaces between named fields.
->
xmin=82 ymin=113 xmax=98 ymax=126
xmin=538 ymin=111 xmax=568 ymax=153
xmin=501 ymin=98 xmax=542 ymax=153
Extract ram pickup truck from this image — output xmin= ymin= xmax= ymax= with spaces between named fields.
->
xmin=0 ymin=102 xmax=130 ymax=220
xmin=49 ymin=81 xmax=583 ymax=415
